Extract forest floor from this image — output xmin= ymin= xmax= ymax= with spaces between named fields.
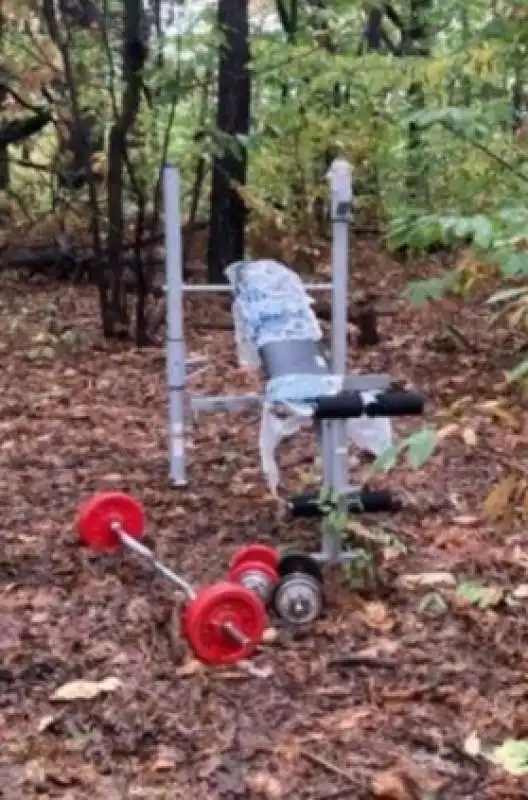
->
xmin=0 ymin=238 xmax=527 ymax=800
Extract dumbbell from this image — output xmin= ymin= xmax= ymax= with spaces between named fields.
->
xmin=228 ymin=544 xmax=280 ymax=604
xmin=272 ymin=553 xmax=325 ymax=626
xmin=75 ymin=492 xmax=268 ymax=666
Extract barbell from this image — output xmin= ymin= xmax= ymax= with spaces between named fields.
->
xmin=75 ymin=491 xmax=268 ymax=666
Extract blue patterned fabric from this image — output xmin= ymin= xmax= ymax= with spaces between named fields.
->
xmin=265 ymin=373 xmax=343 ymax=415
xmin=224 ymin=258 xmax=393 ymax=493
xmin=225 ymin=260 xmax=339 ymax=411
xmin=224 ymin=259 xmax=322 ymax=351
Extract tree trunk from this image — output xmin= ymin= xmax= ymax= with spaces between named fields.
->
xmin=405 ymin=0 xmax=432 ymax=206
xmin=0 ymin=146 xmax=9 ymax=191
xmin=106 ymin=0 xmax=144 ymax=334
xmin=206 ymin=0 xmax=250 ymax=283
xmin=0 ymin=12 xmax=7 ymax=192
xmin=41 ymin=0 xmax=107 ymax=332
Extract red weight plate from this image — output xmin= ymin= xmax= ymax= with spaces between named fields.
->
xmin=182 ymin=582 xmax=267 ymax=665
xmin=230 ymin=544 xmax=279 ymax=573
xmin=229 ymin=559 xmax=279 ymax=586
xmin=76 ymin=491 xmax=146 ymax=552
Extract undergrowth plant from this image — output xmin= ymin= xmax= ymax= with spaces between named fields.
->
xmin=317 ymin=487 xmax=375 ymax=590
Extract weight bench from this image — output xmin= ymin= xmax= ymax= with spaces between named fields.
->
xmin=224 ymin=259 xmax=425 ymax=565
xmin=163 ymin=162 xmax=425 ymax=569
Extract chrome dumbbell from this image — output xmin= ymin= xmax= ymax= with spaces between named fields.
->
xmin=272 ymin=554 xmax=325 ymax=626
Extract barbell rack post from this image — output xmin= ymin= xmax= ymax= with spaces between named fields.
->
xmin=164 ymin=164 xmax=187 ymax=488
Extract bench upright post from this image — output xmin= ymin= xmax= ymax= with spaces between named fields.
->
xmin=164 ymin=164 xmax=187 ymax=487
xmin=322 ymin=158 xmax=353 ymax=562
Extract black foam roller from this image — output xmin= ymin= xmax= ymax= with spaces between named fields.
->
xmin=313 ymin=390 xmax=424 ymax=420
xmin=288 ymin=489 xmax=402 ymax=517
xmin=364 ymin=390 xmax=424 ymax=417
xmin=313 ymin=392 xmax=363 ymax=419
xmin=348 ymin=489 xmax=402 ymax=513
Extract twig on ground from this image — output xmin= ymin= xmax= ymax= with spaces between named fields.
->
xmin=381 ymin=677 xmax=445 ymax=701
xmin=328 ymin=655 xmax=397 ymax=669
xmin=299 ymin=748 xmax=357 ymax=783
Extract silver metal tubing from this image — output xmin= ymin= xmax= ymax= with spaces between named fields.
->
xmin=114 ymin=524 xmax=197 ymax=600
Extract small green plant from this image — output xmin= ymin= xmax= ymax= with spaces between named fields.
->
xmin=457 ymin=581 xmax=504 ymax=608
xmin=492 ymin=739 xmax=528 ymax=776
xmin=316 ymin=488 xmax=375 ymax=590
xmin=342 ymin=548 xmax=376 ymax=591
xmin=369 ymin=427 xmax=439 ymax=474
xmin=318 ymin=487 xmax=350 ymax=533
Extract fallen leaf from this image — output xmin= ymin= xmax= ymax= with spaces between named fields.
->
xmin=239 ymin=660 xmax=274 ymax=679
xmin=479 ymin=401 xmax=519 ymax=426
xmin=50 ymin=677 xmax=123 ymax=702
xmin=85 ymin=640 xmax=119 ymax=662
xmin=463 ymin=731 xmax=482 ymax=757
xmin=512 ymin=546 xmax=528 ymax=569
xmin=356 ymin=638 xmax=400 ymax=658
xmin=360 ymin=601 xmax=394 ymax=631
xmin=446 ymin=395 xmax=473 ymax=414
xmin=325 ymin=707 xmax=372 ymax=731
xmin=100 ymin=473 xmax=125 ymax=483
xmin=38 ymin=714 xmax=60 ymax=733
xmin=512 ymin=584 xmax=528 ymax=600
xmin=24 ymin=760 xmax=47 ymax=787
xmin=453 ymin=515 xmax=479 ymax=526
xmin=483 ymin=475 xmax=519 ymax=520
xmin=371 ymin=771 xmax=413 ymax=800
xmin=436 ymin=423 xmax=459 ymax=440
xmin=150 ymin=746 xmax=185 ymax=771
xmin=461 ymin=427 xmax=478 ymax=447
xmin=398 ymin=571 xmax=456 ymax=590
xmin=175 ymin=659 xmax=204 ymax=677
xmin=246 ymin=771 xmax=283 ymax=798
xmin=197 ymin=755 xmax=222 ymax=779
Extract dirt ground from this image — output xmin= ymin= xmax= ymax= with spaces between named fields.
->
xmin=1 ymin=241 xmax=527 ymax=799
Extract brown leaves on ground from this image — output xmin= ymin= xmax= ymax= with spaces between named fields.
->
xmin=0 ymin=238 xmax=527 ymax=799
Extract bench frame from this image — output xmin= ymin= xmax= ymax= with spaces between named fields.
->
xmin=163 ymin=161 xmax=397 ymax=565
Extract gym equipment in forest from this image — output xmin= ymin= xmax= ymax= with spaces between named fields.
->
xmin=76 ymin=491 xmax=268 ymax=666
xmin=75 ymin=491 xmax=332 ymax=659
xmin=163 ymin=160 xmax=424 ymax=571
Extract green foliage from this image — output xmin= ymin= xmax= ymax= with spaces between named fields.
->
xmin=2 ymin=0 xmax=525 ymax=232
xmin=492 ymin=740 xmax=528 ymax=776
xmin=0 ymin=0 xmax=217 ymax=220
xmin=370 ymin=427 xmax=438 ymax=474
xmin=1 ymin=0 xmax=526 ymax=378
xmin=398 ymin=203 xmax=528 ymax=383
xmin=457 ymin=581 xmax=504 ymax=608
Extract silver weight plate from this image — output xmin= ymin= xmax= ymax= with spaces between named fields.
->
xmin=239 ymin=569 xmax=275 ymax=604
xmin=273 ymin=572 xmax=323 ymax=625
